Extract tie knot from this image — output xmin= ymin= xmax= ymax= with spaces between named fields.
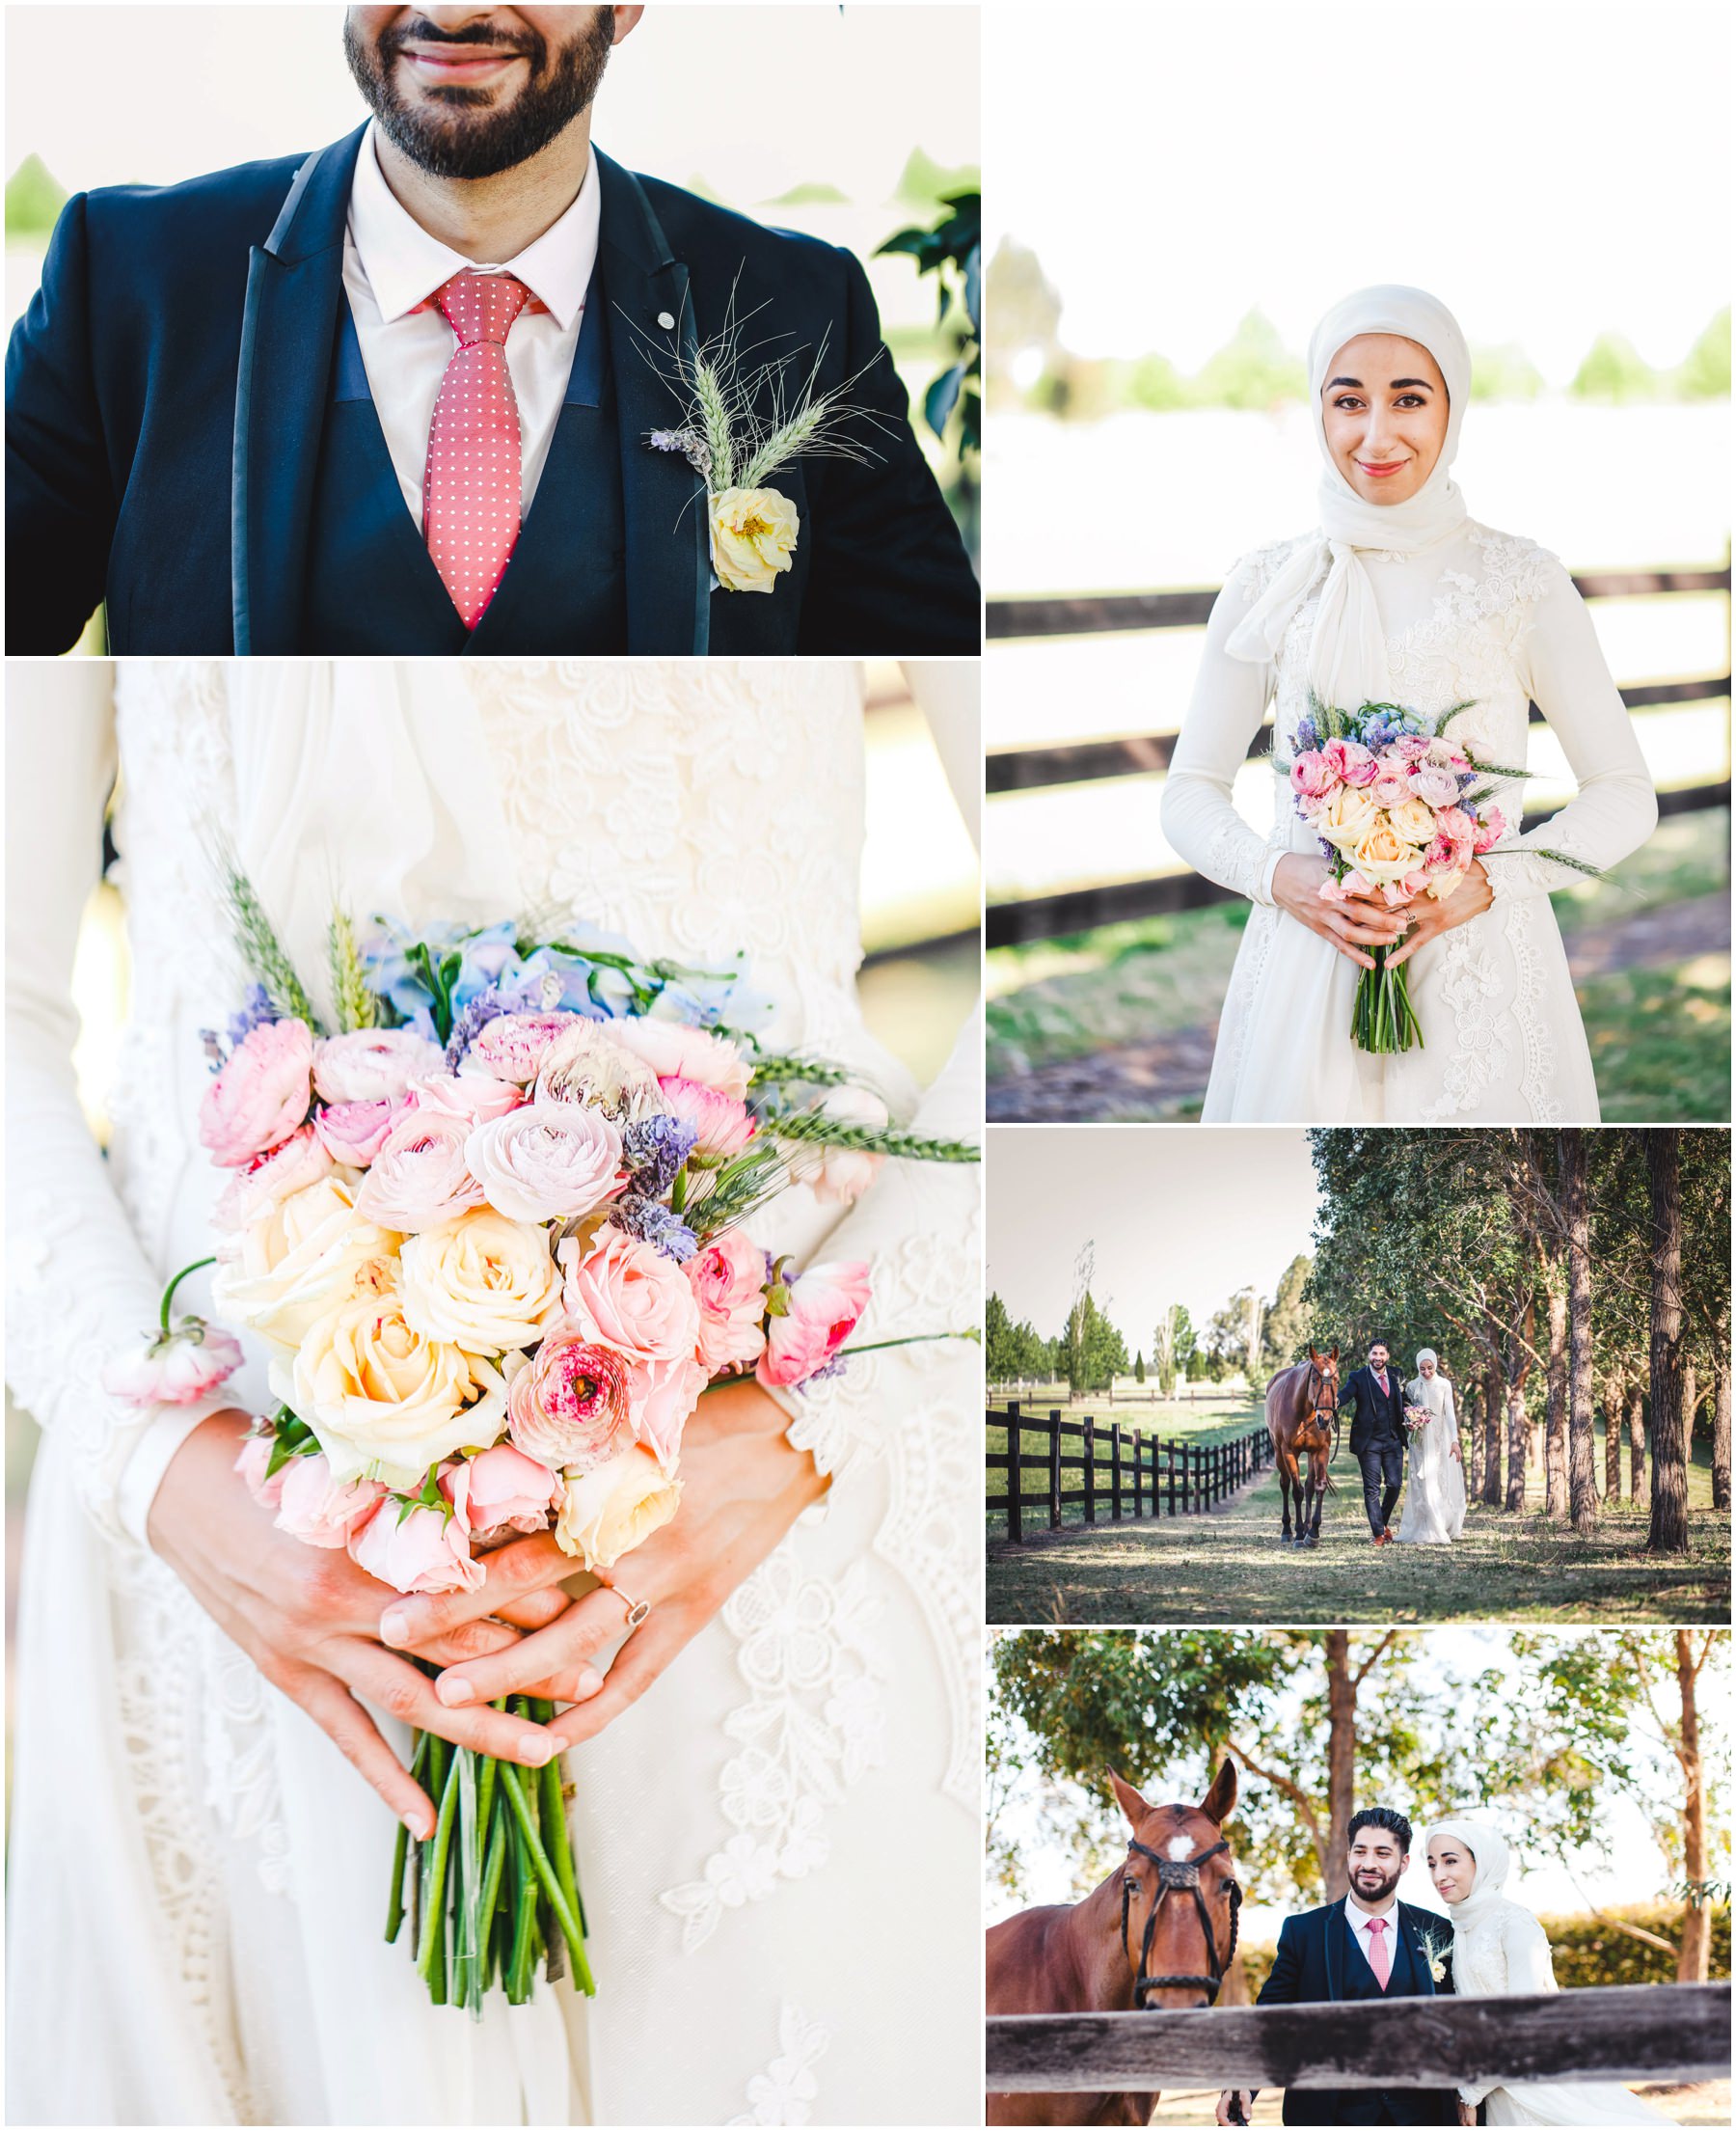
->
xmin=1367 ymin=1917 xmax=1387 ymax=1934
xmin=435 ymin=270 xmax=531 ymax=348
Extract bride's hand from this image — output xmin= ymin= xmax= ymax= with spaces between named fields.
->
xmin=1457 ymin=2103 xmax=1477 ymax=2127
xmin=1383 ymin=860 xmax=1494 ymax=970
xmin=149 ymin=1408 xmax=567 ymax=1836
xmin=1271 ymin=853 xmax=1409 ymax=970
xmin=382 ymin=1379 xmax=827 ymax=1747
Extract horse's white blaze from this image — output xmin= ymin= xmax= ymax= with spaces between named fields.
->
xmin=1166 ymin=1835 xmax=1194 ymax=1861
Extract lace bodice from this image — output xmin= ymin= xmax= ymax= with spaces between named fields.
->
xmin=1451 ymin=1899 xmax=1559 ymax=2106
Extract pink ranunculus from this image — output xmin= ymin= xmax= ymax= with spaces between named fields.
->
xmin=686 ymin=1229 xmax=772 ymax=1371
xmin=657 ymin=1077 xmax=757 ymax=1165
xmin=608 ymin=1016 xmax=753 ymax=1101
xmin=625 ymin=1352 xmax=708 ymax=1467
xmin=212 ymin=1124 xmax=335 ymax=1236
xmin=347 ymin=1497 xmax=485 ymax=1596
xmin=1435 ymin=806 xmax=1477 ymax=848
xmin=756 ymin=1261 xmax=873 ymax=1391
xmin=445 ymin=1443 xmax=559 ymax=1540
xmin=1322 ymin=739 xmax=1378 ymax=788
xmin=312 ymin=1028 xmax=445 ymax=1106
xmin=410 ymin=1071 xmax=525 ymax=1128
xmin=1316 ymin=874 xmax=1354 ymax=905
xmin=1370 ymin=773 xmax=1412 ymax=809
xmin=1377 ymin=879 xmax=1417 ymax=909
xmin=466 ymin=1101 xmax=626 ymax=1223
xmin=102 ymin=1319 xmax=246 ymax=1406
xmin=562 ymin=1225 xmax=703 ymax=1367
xmin=353 ymin=1107 xmax=485 ymax=1232
xmin=275 ymin=1452 xmax=386 ymax=1549
xmin=1288 ymin=751 xmax=1337 ymax=801
xmin=235 ymin=1433 xmax=285 ymax=1511
xmin=198 ymin=1018 xmax=315 ymax=1167
xmin=1424 ymin=832 xmax=1457 ymax=871
xmin=505 ymin=1325 xmax=633 ymax=1472
xmin=314 ymin=1098 xmax=405 ymax=1167
xmin=1399 ymin=867 xmax=1433 ymax=899
xmin=1472 ymin=805 xmax=1508 ymax=854
xmin=1409 ymin=766 xmax=1460 ymax=809
xmin=464 ymin=1013 xmax=581 ymax=1086
xmin=1393 ymin=734 xmax=1433 ymax=762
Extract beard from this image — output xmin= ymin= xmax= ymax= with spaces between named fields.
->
xmin=343 ymin=8 xmax=616 ymax=180
xmin=1351 ymin=1863 xmax=1403 ymax=1905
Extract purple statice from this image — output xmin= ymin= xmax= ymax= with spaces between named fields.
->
xmin=798 ymin=1354 xmax=850 ymax=1388
xmin=610 ymin=1193 xmax=698 ymax=1263
xmin=444 ymin=984 xmax=515 ymax=1072
xmin=199 ymin=984 xmax=276 ymax=1071
xmin=621 ymin=1115 xmax=697 ymax=1196
xmin=1293 ymin=712 xmax=1320 ymax=753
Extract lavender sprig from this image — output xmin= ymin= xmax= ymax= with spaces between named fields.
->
xmin=444 ymin=985 xmax=515 ymax=1072
xmin=609 ymin=1194 xmax=698 ymax=1263
xmin=621 ymin=1115 xmax=697 ymax=1197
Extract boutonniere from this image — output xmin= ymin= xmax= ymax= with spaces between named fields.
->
xmin=644 ymin=301 xmax=889 ymax=594
xmin=1415 ymin=1924 xmax=1451 ymax=1984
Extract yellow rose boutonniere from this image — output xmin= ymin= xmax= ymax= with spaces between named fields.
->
xmin=708 ymin=486 xmax=800 ymax=594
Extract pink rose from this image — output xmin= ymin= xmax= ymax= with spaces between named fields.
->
xmin=235 ymin=1434 xmax=285 ymax=1511
xmin=608 ymin=1018 xmax=752 ymax=1100
xmin=466 ymin=1102 xmax=626 ymax=1223
xmin=212 ymin=1124 xmax=335 ymax=1233
xmin=445 ymin=1443 xmax=559 ymax=1541
xmin=199 ymin=1018 xmax=314 ymax=1166
xmin=411 ymin=1071 xmax=525 ymax=1127
xmin=275 ymin=1452 xmax=386 ymax=1549
xmin=1322 ymin=739 xmax=1378 ymax=788
xmin=1370 ymin=773 xmax=1411 ymax=809
xmin=625 ymin=1352 xmax=708 ymax=1467
xmin=686 ymin=1230 xmax=771 ymax=1371
xmin=1435 ymin=806 xmax=1477 ymax=848
xmin=756 ymin=1261 xmax=872 ymax=1390
xmin=562 ymin=1226 xmax=702 ymax=1367
xmin=1472 ymin=805 xmax=1507 ymax=854
xmin=1393 ymin=735 xmax=1433 ymax=762
xmin=311 ymin=1028 xmax=444 ymax=1106
xmin=464 ymin=1013 xmax=582 ymax=1085
xmin=347 ymin=1497 xmax=484 ymax=1596
xmin=353 ymin=1107 xmax=485 ymax=1231
xmin=505 ymin=1325 xmax=633 ymax=1471
xmin=1289 ymin=751 xmax=1337 ymax=801
xmin=102 ymin=1319 xmax=245 ymax=1406
xmin=1318 ymin=867 xmax=1377 ymax=905
xmin=657 ymin=1078 xmax=757 ymax=1164
xmin=1410 ymin=766 xmax=1460 ymax=809
xmin=314 ymin=1098 xmax=404 ymax=1167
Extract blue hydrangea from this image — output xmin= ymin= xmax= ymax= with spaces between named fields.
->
xmin=610 ymin=1194 xmax=698 ymax=1263
xmin=621 ymin=1115 xmax=697 ymax=1197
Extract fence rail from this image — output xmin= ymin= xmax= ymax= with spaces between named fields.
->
xmin=986 ymin=1981 xmax=1730 ymax=2094
xmin=987 ymin=1402 xmax=1272 ymax=1544
xmin=986 ymin=560 xmax=1732 ymax=948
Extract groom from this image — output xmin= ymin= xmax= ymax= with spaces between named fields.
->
xmin=1342 ymin=1338 xmax=1410 ymax=1546
xmin=5 ymin=5 xmax=981 ymax=656
xmin=1217 ymin=1808 xmax=1459 ymax=2128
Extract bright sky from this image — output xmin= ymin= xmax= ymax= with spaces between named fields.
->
xmin=986 ymin=3 xmax=1731 ymax=384
xmin=986 ymin=1126 xmax=1321 ymax=1337
xmin=989 ymin=1626 xmax=1730 ymax=1938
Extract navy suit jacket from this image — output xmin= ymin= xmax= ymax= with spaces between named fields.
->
xmin=1342 ymin=1365 xmax=1410 ymax=1459
xmin=6 ymin=127 xmax=980 ymax=655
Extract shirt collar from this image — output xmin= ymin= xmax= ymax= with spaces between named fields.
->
xmin=347 ymin=121 xmax=601 ymax=329
xmin=1344 ymin=1892 xmax=1397 ymax=1926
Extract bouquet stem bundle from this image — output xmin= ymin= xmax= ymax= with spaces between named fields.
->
xmin=1351 ymin=943 xmax=1424 ymax=1055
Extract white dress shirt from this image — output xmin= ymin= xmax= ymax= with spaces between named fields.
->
xmin=341 ymin=122 xmax=603 ymax=527
xmin=1344 ymin=1891 xmax=1399 ymax=1984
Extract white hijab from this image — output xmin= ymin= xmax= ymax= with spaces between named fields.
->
xmin=1425 ymin=1817 xmax=1517 ymax=1940
xmin=1410 ymin=1351 xmax=1451 ymax=1414
xmin=1228 ymin=285 xmax=1472 ymax=709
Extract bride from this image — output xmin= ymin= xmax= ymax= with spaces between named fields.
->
xmin=1162 ymin=285 xmax=1658 ymax=1124
xmin=5 ymin=661 xmax=981 ymax=2127
xmin=1424 ymin=1820 xmax=1672 ymax=2125
xmin=1396 ymin=1349 xmax=1466 ymax=1546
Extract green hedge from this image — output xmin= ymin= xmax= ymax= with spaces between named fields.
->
xmin=1236 ymin=1901 xmax=1728 ymax=1998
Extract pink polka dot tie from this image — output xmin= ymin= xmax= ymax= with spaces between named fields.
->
xmin=423 ymin=270 xmax=531 ymax=629
xmin=1366 ymin=1915 xmax=1391 ymax=1989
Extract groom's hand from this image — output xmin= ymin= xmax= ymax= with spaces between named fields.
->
xmin=1216 ymin=2091 xmax=1254 ymax=2125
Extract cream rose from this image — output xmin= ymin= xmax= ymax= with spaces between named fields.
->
xmin=210 ymin=1175 xmax=399 ymax=1355
xmin=1350 ymin=819 xmax=1424 ymax=885
xmin=1386 ymin=795 xmax=1439 ymax=848
xmin=1319 ymin=783 xmax=1381 ymax=850
xmin=279 ymin=1269 xmax=507 ymax=1489
xmin=708 ymin=487 xmax=799 ymax=594
xmin=399 ymin=1208 xmax=565 ymax=1355
xmin=553 ymin=1444 xmax=683 ymax=1570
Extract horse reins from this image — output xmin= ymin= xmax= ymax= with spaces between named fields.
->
xmin=1306 ymin=1360 xmax=1341 ymax=1462
xmin=1121 ymin=1837 xmax=1241 ymax=2006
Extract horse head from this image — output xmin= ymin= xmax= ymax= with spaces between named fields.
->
xmin=1303 ymin=1345 xmax=1341 ymax=1440
xmin=1107 ymin=1761 xmax=1242 ymax=2011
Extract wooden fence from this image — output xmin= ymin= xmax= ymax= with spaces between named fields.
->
xmin=986 ymin=1981 xmax=1729 ymax=2097
xmin=987 ymin=1402 xmax=1272 ymax=1544
xmin=986 ymin=560 xmax=1732 ymax=947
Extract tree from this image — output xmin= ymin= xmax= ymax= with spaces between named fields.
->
xmin=1571 ymin=331 xmax=1662 ymax=402
xmin=1262 ymin=1254 xmax=1315 ymax=1376
xmin=1560 ymin=1130 xmax=1599 ymax=1534
xmin=1676 ymin=308 xmax=1731 ymax=400
xmin=1647 ymin=1131 xmax=1689 ymax=1553
xmin=1153 ymin=1303 xmax=1196 ymax=1397
xmin=985 ymin=1291 xmax=1014 ymax=1381
xmin=1134 ymin=1351 xmax=1146 ymax=1385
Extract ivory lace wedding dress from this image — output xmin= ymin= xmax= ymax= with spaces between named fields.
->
xmin=5 ymin=663 xmax=981 ymax=2128
xmin=1163 ymin=522 xmax=1658 ymax=1122
xmin=1395 ymin=1373 xmax=1466 ymax=1546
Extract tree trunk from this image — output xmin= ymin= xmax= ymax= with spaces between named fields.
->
xmin=1481 ymin=1365 xmax=1505 ymax=1506
xmin=1466 ymin=1385 xmax=1484 ymax=1496
xmin=1560 ymin=1131 xmax=1598 ymax=1534
xmin=1604 ymin=1370 xmax=1624 ymax=1501
xmin=1544 ymin=1285 xmax=1568 ymax=1517
xmin=1629 ymin=1382 xmax=1647 ymax=1500
xmin=1714 ymin=1360 xmax=1731 ymax=1514
xmin=1647 ymin=1131 xmax=1690 ymax=1554
xmin=1323 ymin=1629 xmax=1356 ymax=1900
xmin=1676 ymin=1632 xmax=1710 ymax=1983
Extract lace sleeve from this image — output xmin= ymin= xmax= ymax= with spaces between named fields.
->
xmin=4 ymin=669 xmax=232 ymax=1549
xmin=1487 ymin=558 xmax=1659 ymax=902
xmin=1160 ymin=557 xmax=1283 ymax=905
xmin=760 ymin=667 xmax=981 ymax=1485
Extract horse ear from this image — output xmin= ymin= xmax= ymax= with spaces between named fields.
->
xmin=1308 ymin=1344 xmax=1324 ymax=1365
xmin=1108 ymin=1769 xmax=1150 ymax=1829
xmin=1329 ymin=1345 xmax=1339 ymax=1363
xmin=1201 ymin=1757 xmax=1238 ymax=1826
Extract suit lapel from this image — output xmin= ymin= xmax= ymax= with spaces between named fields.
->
xmin=595 ymin=151 xmax=709 ymax=655
xmin=1324 ymin=1898 xmax=1345 ymax=2000
xmin=231 ymin=125 xmax=366 ymax=654
xmin=1397 ymin=1904 xmax=1438 ymax=1996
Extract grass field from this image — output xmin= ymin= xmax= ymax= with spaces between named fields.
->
xmin=1145 ymin=2080 xmax=1729 ymax=2127
xmin=986 ymin=1420 xmax=1729 ymax=1626
xmin=987 ymin=1389 xmax=1266 ymax=1536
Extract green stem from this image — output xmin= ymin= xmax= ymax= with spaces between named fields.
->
xmin=416 ymin=1746 xmax=461 ymax=1996
xmin=837 ymin=1330 xmax=978 ymax=1358
xmin=499 ymin=1764 xmax=592 ymax=1989
xmin=158 ymin=1256 xmax=217 ymax=1333
xmin=531 ymin=1701 xmax=586 ymax=1973
xmin=506 ymin=1828 xmax=540 ymax=2004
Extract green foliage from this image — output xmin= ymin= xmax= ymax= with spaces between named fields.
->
xmin=1134 ymin=1351 xmax=1146 ymax=1384
xmin=1676 ymin=308 xmax=1731 ymax=399
xmin=892 ymin=146 xmax=981 ymax=209
xmin=878 ymin=192 xmax=981 ymax=549
xmin=986 ymin=1292 xmax=1052 ymax=1382
xmin=1194 ymin=310 xmax=1308 ymax=411
xmin=1469 ymin=342 xmax=1547 ymax=402
xmin=1572 ymin=331 xmax=1664 ymax=402
xmin=5 ymin=153 xmax=68 ymax=239
xmin=1262 ymin=1254 xmax=1316 ymax=1375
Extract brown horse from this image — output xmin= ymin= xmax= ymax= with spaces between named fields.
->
xmin=1265 ymin=1346 xmax=1340 ymax=1547
xmin=985 ymin=1760 xmax=1241 ymax=2127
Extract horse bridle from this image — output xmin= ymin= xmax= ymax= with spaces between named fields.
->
xmin=1121 ymin=1837 xmax=1242 ymax=2006
xmin=1305 ymin=1360 xmax=1340 ymax=1460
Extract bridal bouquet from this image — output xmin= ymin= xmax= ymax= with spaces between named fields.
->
xmin=1402 ymin=1404 xmax=1433 ymax=1437
xmin=1284 ymin=695 xmax=1593 ymax=1054
xmin=109 ymin=871 xmax=976 ymax=2012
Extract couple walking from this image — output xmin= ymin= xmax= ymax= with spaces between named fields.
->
xmin=1344 ymin=1340 xmax=1466 ymax=1548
